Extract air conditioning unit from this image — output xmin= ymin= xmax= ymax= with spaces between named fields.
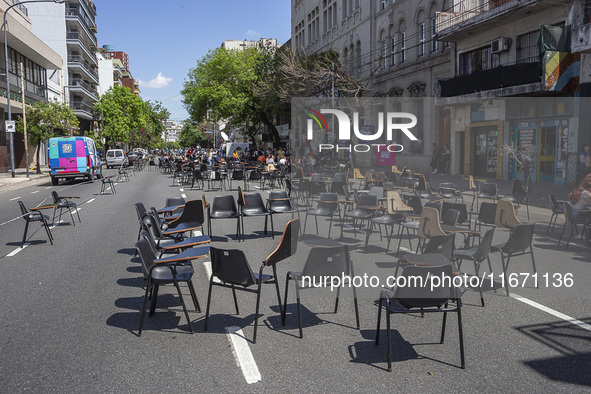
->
xmin=491 ymin=37 xmax=511 ymax=53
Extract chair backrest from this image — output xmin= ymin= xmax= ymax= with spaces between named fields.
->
xmin=140 ymin=229 xmax=160 ymax=257
xmin=418 ymin=206 xmax=446 ymax=239
xmin=18 ymin=200 xmax=30 ymax=219
xmin=309 ymin=180 xmax=326 ymax=195
xmin=394 ymin=264 xmax=455 ymax=309
xmin=268 ymin=190 xmax=293 ymax=211
xmin=415 ymin=175 xmax=426 ymax=191
xmin=317 ymin=193 xmax=339 ymax=212
xmin=471 ymin=227 xmax=496 ymax=262
xmin=300 ymin=245 xmax=351 ymax=278
xmin=383 ymin=181 xmax=396 ymax=191
xmin=357 ymin=193 xmax=378 ymax=208
xmin=134 ymin=202 xmax=147 ymax=221
xmin=211 ymin=195 xmax=238 ymax=216
xmin=332 ymin=172 xmax=347 ymax=183
xmin=170 ymin=199 xmax=204 ymax=225
xmin=480 ymin=182 xmax=497 ymax=197
xmin=549 ymin=194 xmax=562 ymax=213
xmin=135 ymin=238 xmax=157 ymax=279
xmin=511 ymin=179 xmax=526 ymax=199
xmin=310 ymin=173 xmax=323 ymax=182
xmin=422 ymin=233 xmax=456 ymax=260
xmin=264 ymin=219 xmax=300 ymax=267
xmin=210 ymin=247 xmax=257 ymax=287
xmin=468 ymin=175 xmax=476 ymax=191
xmin=403 ymin=195 xmax=423 ymax=215
xmin=563 ymin=201 xmax=577 ymax=224
xmin=241 ymin=191 xmax=268 ymax=213
xmin=165 ymin=197 xmax=186 ymax=208
xmin=342 ymin=185 xmax=353 ymax=202
xmin=249 ymin=169 xmax=262 ymax=180
xmin=353 ymin=168 xmax=364 ymax=179
xmin=501 ymin=223 xmax=535 ymax=254
xmin=478 ymin=202 xmax=497 ymax=225
xmin=193 ymin=169 xmax=204 ymax=180
xmin=425 ymin=201 xmax=442 ymax=214
xmin=387 ymin=191 xmax=412 ymax=214
xmin=495 ymin=199 xmax=522 ymax=229
xmin=441 ymin=208 xmax=460 ymax=227
xmin=368 ymin=186 xmax=384 ymax=199
xmin=51 ymin=191 xmax=60 ymax=204
xmin=441 ymin=202 xmax=468 ymax=225
xmin=148 ymin=211 xmax=165 ymax=239
xmin=232 ymin=169 xmax=244 ymax=180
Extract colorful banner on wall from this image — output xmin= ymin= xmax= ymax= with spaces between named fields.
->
xmin=544 ymin=51 xmax=580 ymax=92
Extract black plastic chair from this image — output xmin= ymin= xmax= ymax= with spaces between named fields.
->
xmin=558 ymin=202 xmax=590 ymax=248
xmin=135 ymin=239 xmax=200 ymax=336
xmin=134 ymin=202 xmax=152 ymax=242
xmin=238 ymin=187 xmax=273 ymax=240
xmin=190 ymin=169 xmax=205 ymax=190
xmin=505 ymin=178 xmax=529 ymax=220
xmin=52 ymin=191 xmax=80 ymax=226
xmin=442 ymin=202 xmax=469 ymax=228
xmin=438 ymin=182 xmax=464 ymax=202
xmin=546 ymin=194 xmax=564 ymax=234
xmin=100 ymin=176 xmax=116 ymax=194
xmin=267 ymin=190 xmax=300 ymax=223
xmin=165 ymin=199 xmax=205 ymax=240
xmin=18 ymin=201 xmax=53 ymax=247
xmin=303 ymin=192 xmax=339 ymax=238
xmin=204 ymin=219 xmax=300 ymax=343
xmin=441 ymin=208 xmax=460 ymax=227
xmin=344 ymin=194 xmax=378 ymax=238
xmin=283 ymin=245 xmax=359 ymax=338
xmin=229 ymin=169 xmax=246 ymax=191
xmin=393 ymin=233 xmax=456 ymax=277
xmin=375 ymin=263 xmax=465 ymax=371
xmin=475 ymin=202 xmax=497 ymax=233
xmin=453 ymin=227 xmax=496 ymax=307
xmin=330 ymin=172 xmax=348 ymax=196
xmin=203 ymin=194 xmax=241 ymax=240
xmin=490 ymin=223 xmax=537 ymax=296
xmin=476 ymin=182 xmax=497 ymax=207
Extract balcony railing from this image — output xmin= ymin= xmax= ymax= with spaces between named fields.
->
xmin=69 ymin=78 xmax=97 ymax=99
xmin=439 ymin=61 xmax=542 ymax=97
xmin=66 ymin=32 xmax=97 ymax=60
xmin=436 ymin=0 xmax=515 ymax=33
xmin=65 ymin=9 xmax=98 ymax=44
xmin=67 ymin=55 xmax=98 ymax=80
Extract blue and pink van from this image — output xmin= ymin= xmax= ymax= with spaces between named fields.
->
xmin=48 ymin=136 xmax=102 ymax=185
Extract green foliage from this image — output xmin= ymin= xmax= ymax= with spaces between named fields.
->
xmin=182 ymin=46 xmax=283 ymax=142
xmin=179 ymin=121 xmax=205 ymax=147
xmin=16 ymin=99 xmax=78 ymax=173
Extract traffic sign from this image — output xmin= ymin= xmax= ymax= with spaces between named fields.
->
xmin=5 ymin=120 xmax=15 ymax=133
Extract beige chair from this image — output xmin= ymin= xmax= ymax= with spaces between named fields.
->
xmin=495 ymin=199 xmax=522 ymax=230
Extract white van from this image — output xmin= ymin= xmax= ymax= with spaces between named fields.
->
xmin=106 ymin=149 xmax=126 ymax=168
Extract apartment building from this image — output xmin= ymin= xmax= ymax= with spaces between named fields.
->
xmin=98 ymin=45 xmax=139 ymax=95
xmin=221 ymin=38 xmax=279 ymax=50
xmin=28 ymin=0 xmax=99 ymax=133
xmin=435 ymin=0 xmax=588 ymax=186
xmin=291 ymin=0 xmax=454 ymax=171
xmin=163 ymin=120 xmax=182 ymax=143
xmin=0 ymin=0 xmax=62 ymax=172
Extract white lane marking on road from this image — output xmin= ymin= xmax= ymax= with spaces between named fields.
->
xmin=181 ymin=194 xmax=187 ymax=199
xmin=226 ymin=326 xmax=262 ymax=384
xmin=179 ymin=188 xmax=184 ymax=192
xmin=9 ymin=196 xmax=20 ymax=201
xmin=50 ymin=220 xmax=63 ymax=230
xmin=86 ymin=198 xmax=95 ymax=204
xmin=31 ymin=191 xmax=39 ymax=194
xmin=511 ymin=293 xmax=591 ymax=332
xmin=7 ymin=244 xmax=29 ymax=256
xmin=45 ymin=186 xmax=52 ymax=189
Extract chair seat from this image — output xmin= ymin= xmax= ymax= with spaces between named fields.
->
xmin=210 ymin=212 xmax=239 ymax=219
xmin=58 ymin=201 xmax=77 ymax=208
xmin=161 ymin=235 xmax=211 ymax=250
xmin=306 ymin=207 xmax=334 ymax=216
xmin=271 ymin=207 xmax=299 ymax=214
xmin=151 ymin=264 xmax=194 ymax=282
xmin=371 ymin=214 xmax=405 ymax=225
xmin=163 ymin=221 xmax=203 ymax=234
xmin=242 ymin=208 xmax=270 ymax=216
xmin=452 ymin=246 xmax=479 ymax=259
xmin=401 ymin=220 xmax=420 ymax=230
xmin=344 ymin=210 xmax=374 ymax=219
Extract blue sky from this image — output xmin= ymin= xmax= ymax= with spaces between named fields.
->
xmin=96 ymin=1 xmax=292 ymax=121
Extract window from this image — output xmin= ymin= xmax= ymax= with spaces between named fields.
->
xmin=355 ymin=42 xmax=361 ymax=76
xmin=418 ymin=23 xmax=425 ymax=57
xmin=381 ymin=0 xmax=386 ymax=10
xmin=431 ymin=17 xmax=438 ymax=53
xmin=516 ymin=31 xmax=539 ymax=63
xmin=390 ymin=36 xmax=396 ymax=67
xmin=400 ymin=32 xmax=406 ymax=64
xmin=380 ymin=35 xmax=387 ymax=69
xmin=307 ymin=7 xmax=320 ymax=45
xmin=458 ymin=46 xmax=499 ymax=75
xmin=323 ymin=0 xmax=337 ymax=33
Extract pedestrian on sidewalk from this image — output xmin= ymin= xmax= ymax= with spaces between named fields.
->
xmin=430 ymin=143 xmax=439 ymax=174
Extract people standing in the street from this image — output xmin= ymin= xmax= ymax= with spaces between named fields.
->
xmin=430 ymin=143 xmax=439 ymax=174
xmin=440 ymin=144 xmax=451 ymax=174
xmin=568 ymin=174 xmax=591 ymax=222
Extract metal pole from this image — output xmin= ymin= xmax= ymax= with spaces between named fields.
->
xmin=20 ymin=61 xmax=28 ymax=178
xmin=4 ymin=10 xmax=14 ymax=177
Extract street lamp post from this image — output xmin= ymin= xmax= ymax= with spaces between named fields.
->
xmin=3 ymin=0 xmax=64 ymax=178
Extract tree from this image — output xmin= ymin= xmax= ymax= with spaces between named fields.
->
xmin=182 ymin=46 xmax=283 ymax=143
xmin=179 ymin=121 xmax=205 ymax=148
xmin=93 ymin=85 xmax=147 ymax=150
xmin=16 ymin=99 xmax=79 ymax=174
xmin=136 ymin=100 xmax=170 ymax=149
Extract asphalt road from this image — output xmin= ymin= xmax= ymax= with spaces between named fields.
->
xmin=0 ymin=169 xmax=590 ymax=392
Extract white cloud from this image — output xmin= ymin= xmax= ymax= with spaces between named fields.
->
xmin=138 ymin=72 xmax=173 ymax=89
xmin=245 ymin=29 xmax=260 ymax=38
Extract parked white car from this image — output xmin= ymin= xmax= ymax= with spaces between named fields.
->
xmin=106 ymin=149 xmax=126 ymax=168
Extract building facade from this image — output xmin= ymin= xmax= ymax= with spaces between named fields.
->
xmin=98 ymin=45 xmax=139 ymax=95
xmin=435 ymin=0 xmax=588 ymax=186
xmin=291 ymin=0 xmax=454 ymax=171
xmin=0 ymin=0 xmax=63 ymax=172
xmin=163 ymin=120 xmax=182 ymax=143
xmin=28 ymin=0 xmax=99 ymax=133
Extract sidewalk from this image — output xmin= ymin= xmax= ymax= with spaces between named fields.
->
xmin=0 ymin=168 xmax=50 ymax=193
